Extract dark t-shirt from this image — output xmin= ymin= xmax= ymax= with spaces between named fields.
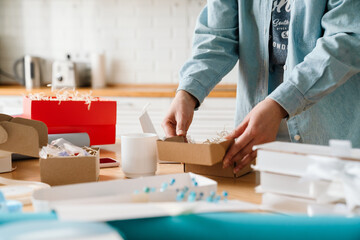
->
xmin=269 ymin=0 xmax=291 ymax=67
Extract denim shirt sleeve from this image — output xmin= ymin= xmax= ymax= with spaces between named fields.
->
xmin=177 ymin=0 xmax=239 ymax=105
xmin=269 ymin=0 xmax=360 ymax=118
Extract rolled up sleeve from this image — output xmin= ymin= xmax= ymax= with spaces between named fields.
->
xmin=178 ymin=0 xmax=239 ymax=105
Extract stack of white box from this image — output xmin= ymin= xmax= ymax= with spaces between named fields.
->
xmin=252 ymin=141 xmax=360 ymax=216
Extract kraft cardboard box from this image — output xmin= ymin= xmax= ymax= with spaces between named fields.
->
xmin=157 ymin=136 xmax=253 ymax=178
xmin=157 ymin=136 xmax=234 ymax=166
xmin=184 ymin=161 xmax=254 ymax=178
xmin=40 ymin=147 xmax=100 ymax=186
xmin=0 ymin=114 xmax=48 ymax=173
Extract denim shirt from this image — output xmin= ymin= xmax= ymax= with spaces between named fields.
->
xmin=178 ymin=0 xmax=360 ymax=147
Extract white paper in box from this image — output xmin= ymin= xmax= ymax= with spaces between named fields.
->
xmin=32 ymin=173 xmax=217 ymax=212
xmin=255 ymin=171 xmax=336 ymax=200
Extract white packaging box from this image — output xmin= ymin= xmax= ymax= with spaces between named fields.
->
xmin=32 ymin=173 xmax=217 ymax=212
xmin=253 ymin=141 xmax=360 ymax=177
xmin=260 ymin=192 xmax=360 ymax=216
xmin=255 ymin=171 xmax=337 ymax=200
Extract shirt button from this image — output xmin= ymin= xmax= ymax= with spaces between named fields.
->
xmin=283 ymin=65 xmax=287 ymax=70
xmin=294 ymin=135 xmax=301 ymax=141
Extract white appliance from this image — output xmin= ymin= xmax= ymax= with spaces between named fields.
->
xmin=51 ymin=56 xmax=76 ymax=90
xmin=24 ymin=55 xmax=41 ymax=90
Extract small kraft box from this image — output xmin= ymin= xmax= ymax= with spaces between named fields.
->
xmin=157 ymin=136 xmax=253 ymax=178
xmin=40 ymin=147 xmax=100 ymax=186
xmin=22 ymin=96 xmax=117 ymax=145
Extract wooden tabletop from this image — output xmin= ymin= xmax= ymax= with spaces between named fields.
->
xmin=0 ymin=84 xmax=237 ymax=98
xmin=1 ymin=148 xmax=261 ymax=212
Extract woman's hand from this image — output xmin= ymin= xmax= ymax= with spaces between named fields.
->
xmin=162 ymin=90 xmax=198 ymax=137
xmin=223 ymin=98 xmax=288 ymax=173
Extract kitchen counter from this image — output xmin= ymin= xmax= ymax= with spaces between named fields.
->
xmin=0 ymin=84 xmax=236 ymax=98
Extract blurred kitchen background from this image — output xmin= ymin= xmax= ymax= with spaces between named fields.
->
xmin=0 ymin=0 xmax=237 ymax=141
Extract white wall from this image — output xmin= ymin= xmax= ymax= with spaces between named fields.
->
xmin=0 ymin=0 xmax=238 ymax=85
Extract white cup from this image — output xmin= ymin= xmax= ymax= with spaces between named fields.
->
xmin=121 ymin=133 xmax=158 ymax=178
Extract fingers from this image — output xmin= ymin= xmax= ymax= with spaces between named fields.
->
xmin=225 ymin=115 xmax=250 ymax=140
xmin=161 ymin=118 xmax=177 ymax=137
xmin=231 ymin=139 xmax=255 ymax=166
xmin=233 ymin=151 xmax=257 ymax=173
xmin=223 ymin=130 xmax=253 ymax=168
xmin=176 ymin=118 xmax=187 ymax=136
xmin=225 ymin=120 xmax=248 ymax=140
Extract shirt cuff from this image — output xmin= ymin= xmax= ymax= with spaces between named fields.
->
xmin=267 ymin=80 xmax=307 ymax=118
xmin=177 ymin=76 xmax=210 ymax=107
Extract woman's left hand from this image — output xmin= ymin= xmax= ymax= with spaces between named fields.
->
xmin=223 ymin=98 xmax=288 ymax=173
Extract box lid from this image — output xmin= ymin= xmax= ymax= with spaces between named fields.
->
xmin=23 ymin=96 xmax=117 ymax=126
xmin=253 ymin=141 xmax=360 ymax=161
xmin=0 ymin=114 xmax=48 ymax=157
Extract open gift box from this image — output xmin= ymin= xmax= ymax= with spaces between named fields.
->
xmin=22 ymin=96 xmax=117 ymax=145
xmin=40 ymin=147 xmax=100 ymax=186
xmin=157 ymin=136 xmax=253 ymax=178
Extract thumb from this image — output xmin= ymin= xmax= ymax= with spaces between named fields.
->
xmin=225 ymin=120 xmax=248 ymax=139
xmin=176 ymin=119 xmax=187 ymax=136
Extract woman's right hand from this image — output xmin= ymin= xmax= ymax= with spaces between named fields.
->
xmin=161 ymin=90 xmax=198 ymax=137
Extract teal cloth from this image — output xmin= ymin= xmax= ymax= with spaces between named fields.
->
xmin=0 ymin=212 xmax=57 ymax=225
xmin=109 ymin=213 xmax=360 ymax=240
xmin=2 ymin=212 xmax=360 ymax=240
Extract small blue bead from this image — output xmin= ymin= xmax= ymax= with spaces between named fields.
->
xmin=210 ymin=191 xmax=215 ymax=197
xmin=176 ymin=192 xmax=185 ymax=202
xmin=197 ymin=192 xmax=204 ymax=201
xmin=143 ymin=187 xmax=150 ymax=193
xmin=183 ymin=186 xmax=189 ymax=193
xmin=206 ymin=196 xmax=213 ymax=202
xmin=160 ymin=182 xmax=168 ymax=192
xmin=6 ymin=200 xmax=22 ymax=213
xmin=214 ymin=196 xmax=221 ymax=203
xmin=150 ymin=187 xmax=156 ymax=192
xmin=187 ymin=194 xmax=196 ymax=202
xmin=170 ymin=178 xmax=176 ymax=185
xmin=133 ymin=190 xmax=140 ymax=194
xmin=222 ymin=191 xmax=228 ymax=197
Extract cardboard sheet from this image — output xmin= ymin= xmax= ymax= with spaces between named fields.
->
xmin=54 ymin=200 xmax=259 ymax=222
xmin=32 ymin=173 xmax=217 ymax=212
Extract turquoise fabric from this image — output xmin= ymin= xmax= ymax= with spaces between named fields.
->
xmin=109 ymin=213 xmax=360 ymax=240
xmin=1 ymin=212 xmax=360 ymax=240
xmin=0 ymin=220 xmax=123 ymax=240
xmin=178 ymin=0 xmax=360 ymax=146
xmin=0 ymin=212 xmax=57 ymax=225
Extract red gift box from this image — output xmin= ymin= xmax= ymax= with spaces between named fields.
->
xmin=22 ymin=96 xmax=117 ymax=145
